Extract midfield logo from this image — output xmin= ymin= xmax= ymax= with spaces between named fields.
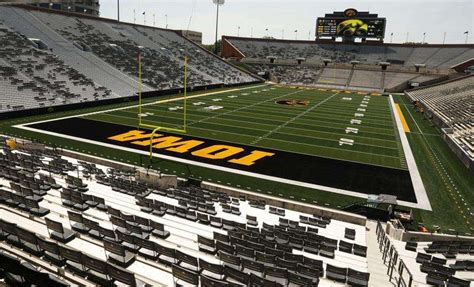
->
xmin=108 ymin=130 xmax=275 ymax=167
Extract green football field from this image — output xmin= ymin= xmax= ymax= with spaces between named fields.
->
xmin=2 ymin=84 xmax=472 ymax=234
xmin=82 ymin=85 xmax=406 ymax=170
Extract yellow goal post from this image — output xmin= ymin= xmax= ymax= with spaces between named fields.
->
xmin=137 ymin=53 xmax=188 ymax=160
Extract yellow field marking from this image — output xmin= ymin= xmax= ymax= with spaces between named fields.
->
xmin=371 ymin=93 xmax=382 ymax=96
xmin=395 ymin=103 xmax=410 ymax=133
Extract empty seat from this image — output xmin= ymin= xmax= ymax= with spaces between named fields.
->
xmin=150 ymin=220 xmax=170 ymax=239
xmin=37 ymin=237 xmax=65 ymax=266
xmin=135 ymin=237 xmax=158 ymax=260
xmin=416 ymin=252 xmax=432 ymax=264
xmin=198 ymin=235 xmax=216 ymax=254
xmin=16 ymin=227 xmax=43 ymax=257
xmin=264 ymin=266 xmax=288 ymax=286
xmin=107 ymin=262 xmax=139 ymax=286
xmin=156 ymin=243 xmax=176 ymax=265
xmin=199 ymin=258 xmax=225 ymax=280
xmin=172 ymin=264 xmax=199 ymax=286
xmin=59 ymin=246 xmax=88 ymax=276
xmin=326 ymin=264 xmax=347 ymax=283
xmin=218 ymin=251 xmax=241 ymax=270
xmin=347 ymin=268 xmax=370 ymax=287
xmin=176 ymin=250 xmax=199 ymax=272
xmin=249 ymin=273 xmax=283 ymax=287
xmin=103 ymin=239 xmax=136 ymax=268
xmin=45 ymin=218 xmax=76 ymax=243
xmin=82 ymin=254 xmax=114 ymax=286
xmin=247 ymin=215 xmax=258 ymax=226
xmin=67 ymin=210 xmax=90 ymax=234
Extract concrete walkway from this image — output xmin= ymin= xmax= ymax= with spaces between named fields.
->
xmin=366 ymin=220 xmax=396 ymax=287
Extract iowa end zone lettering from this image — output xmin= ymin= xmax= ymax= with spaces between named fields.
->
xmin=108 ymin=130 xmax=274 ymax=167
xmin=25 ymin=117 xmax=417 ymax=202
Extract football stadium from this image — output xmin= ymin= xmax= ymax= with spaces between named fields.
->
xmin=0 ymin=1 xmax=473 ymax=286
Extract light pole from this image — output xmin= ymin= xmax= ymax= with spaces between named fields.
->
xmin=390 ymin=32 xmax=393 ymax=43
xmin=133 ymin=9 xmax=136 ymax=24
xmin=213 ymin=0 xmax=225 ymax=54
xmin=465 ymin=31 xmax=469 ymax=44
xmin=265 ymin=28 xmax=269 ymax=37
xmin=422 ymin=32 xmax=426 ymax=43
xmin=165 ymin=14 xmax=168 ymax=28
xmin=153 ymin=13 xmax=156 ymax=26
xmin=294 ymin=29 xmax=298 ymax=40
xmin=443 ymin=32 xmax=446 ymax=44
xmin=117 ymin=0 xmax=120 ymax=22
xmin=237 ymin=26 xmax=240 ymax=37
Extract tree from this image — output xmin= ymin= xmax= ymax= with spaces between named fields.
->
xmin=203 ymin=40 xmax=222 ymax=55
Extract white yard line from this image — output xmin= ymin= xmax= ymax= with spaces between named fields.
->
xmin=389 ymin=95 xmax=431 ymax=211
xmin=113 ymin=109 xmax=400 ymax=149
xmin=185 ymin=89 xmax=307 ymax=127
xmin=10 ymin=123 xmax=425 ymax=210
xmin=138 ymin=104 xmax=396 ymax=134
xmin=252 ymin=91 xmax=340 ymax=144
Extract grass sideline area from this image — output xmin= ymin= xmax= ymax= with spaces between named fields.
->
xmin=1 ymin=84 xmax=472 ymax=234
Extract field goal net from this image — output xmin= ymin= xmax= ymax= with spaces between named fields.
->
xmin=136 ymin=53 xmax=189 ymax=160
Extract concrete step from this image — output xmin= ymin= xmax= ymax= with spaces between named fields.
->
xmin=366 ymin=220 xmax=397 ymax=287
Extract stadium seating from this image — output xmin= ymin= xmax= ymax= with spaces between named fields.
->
xmin=225 ymin=37 xmax=474 ymax=69
xmin=0 ymin=22 xmax=113 ymax=113
xmin=406 ymin=75 xmax=474 ymax=162
xmin=0 ymin=140 xmax=370 ymax=286
xmin=376 ymin=221 xmax=474 ymax=287
xmin=0 ymin=6 xmax=259 ymax=114
xmin=224 ymin=36 xmax=470 ymax=91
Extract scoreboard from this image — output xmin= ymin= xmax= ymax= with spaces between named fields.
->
xmin=316 ymin=8 xmax=386 ymax=40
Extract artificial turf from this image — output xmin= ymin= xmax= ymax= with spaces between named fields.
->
xmin=1 ymin=84 xmax=472 ymax=234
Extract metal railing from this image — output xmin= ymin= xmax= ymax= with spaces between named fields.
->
xmin=376 ymin=221 xmax=413 ymax=287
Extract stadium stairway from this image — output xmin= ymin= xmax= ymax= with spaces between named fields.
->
xmin=366 ymin=220 xmax=395 ymax=287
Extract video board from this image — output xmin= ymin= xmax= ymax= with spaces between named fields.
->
xmin=316 ymin=8 xmax=386 ymax=40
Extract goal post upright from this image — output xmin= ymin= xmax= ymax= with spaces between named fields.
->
xmin=139 ymin=55 xmax=188 ymax=160
xmin=183 ymin=55 xmax=188 ymax=133
xmin=138 ymin=51 xmax=143 ymax=126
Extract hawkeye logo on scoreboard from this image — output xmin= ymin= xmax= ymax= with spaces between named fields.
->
xmin=108 ymin=130 xmax=275 ymax=167
xmin=344 ymin=8 xmax=358 ymax=17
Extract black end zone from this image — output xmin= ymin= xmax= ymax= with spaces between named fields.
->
xmin=27 ymin=117 xmax=417 ymax=203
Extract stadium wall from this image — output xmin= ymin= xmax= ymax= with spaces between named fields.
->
xmin=442 ymin=132 xmax=474 ymax=172
xmin=386 ymin=221 xmax=474 ymax=242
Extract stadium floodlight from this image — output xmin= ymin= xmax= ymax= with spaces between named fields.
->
xmin=213 ymin=0 xmax=225 ymax=54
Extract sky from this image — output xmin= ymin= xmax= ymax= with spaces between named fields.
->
xmin=99 ymin=0 xmax=474 ymax=44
